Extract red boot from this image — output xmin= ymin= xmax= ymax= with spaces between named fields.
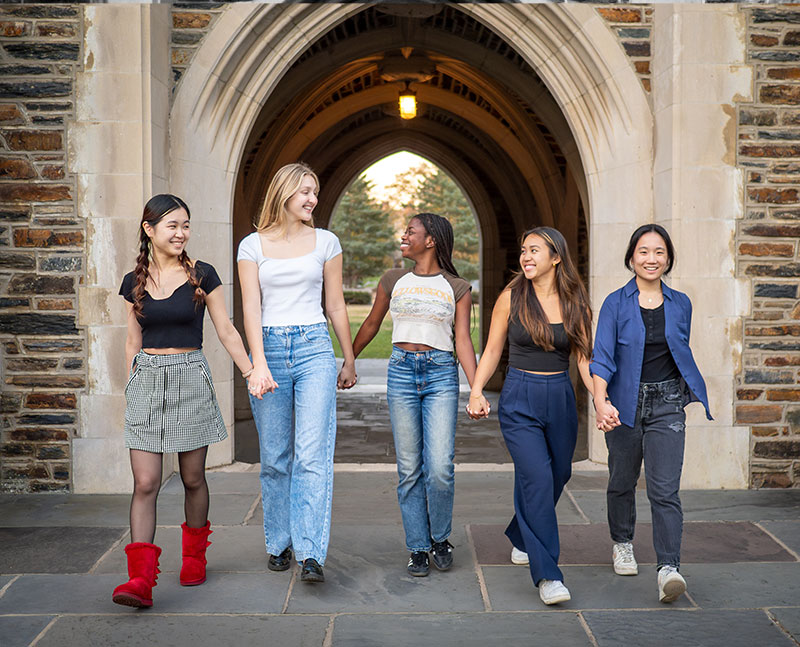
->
xmin=180 ymin=521 xmax=212 ymax=586
xmin=112 ymin=542 xmax=162 ymax=608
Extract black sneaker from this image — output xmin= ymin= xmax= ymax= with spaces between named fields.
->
xmin=300 ymin=558 xmax=325 ymax=583
xmin=268 ymin=547 xmax=292 ymax=572
xmin=407 ymin=551 xmax=430 ymax=577
xmin=430 ymin=539 xmax=454 ymax=571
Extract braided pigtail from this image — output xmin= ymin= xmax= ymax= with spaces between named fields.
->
xmin=178 ymin=250 xmax=204 ymax=309
xmin=132 ymin=226 xmax=151 ymax=319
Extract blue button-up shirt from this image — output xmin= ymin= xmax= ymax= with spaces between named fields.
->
xmin=590 ymin=277 xmax=713 ymax=428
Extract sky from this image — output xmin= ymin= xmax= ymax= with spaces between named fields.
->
xmin=361 ymin=150 xmax=433 ymax=203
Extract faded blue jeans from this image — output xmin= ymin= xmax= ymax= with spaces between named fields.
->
xmin=386 ymin=346 xmax=459 ymax=552
xmin=249 ymin=323 xmax=337 ymax=565
xmin=605 ymin=378 xmax=687 ymax=569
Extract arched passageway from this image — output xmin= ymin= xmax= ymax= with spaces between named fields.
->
xmin=170 ymin=2 xmax=652 ymax=468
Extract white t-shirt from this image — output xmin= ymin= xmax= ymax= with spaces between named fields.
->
xmin=237 ymin=228 xmax=342 ymax=326
xmin=379 ymin=268 xmax=471 ymax=352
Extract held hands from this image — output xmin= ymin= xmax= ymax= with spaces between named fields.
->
xmin=247 ymin=366 xmax=278 ymax=400
xmin=595 ymin=398 xmax=620 ymax=432
xmin=337 ymin=361 xmax=357 ymax=390
xmin=466 ymin=392 xmax=491 ymax=419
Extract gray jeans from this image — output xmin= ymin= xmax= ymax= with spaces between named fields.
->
xmin=605 ymin=378 xmax=687 ymax=569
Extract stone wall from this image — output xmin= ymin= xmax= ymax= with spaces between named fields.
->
xmin=596 ymin=5 xmax=653 ymax=94
xmin=170 ymin=3 xmax=225 ymax=95
xmin=0 ymin=4 xmax=84 ymax=492
xmin=737 ymin=5 xmax=800 ymax=487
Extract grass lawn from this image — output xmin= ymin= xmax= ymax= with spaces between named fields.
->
xmin=328 ymin=304 xmax=481 ymax=359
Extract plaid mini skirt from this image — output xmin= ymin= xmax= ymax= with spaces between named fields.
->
xmin=124 ymin=349 xmax=227 ymax=453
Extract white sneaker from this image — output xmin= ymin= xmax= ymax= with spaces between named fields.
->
xmin=539 ymin=579 xmax=571 ymax=605
xmin=657 ymin=566 xmax=686 ymax=603
xmin=612 ymin=542 xmax=638 ymax=576
xmin=511 ymin=546 xmax=529 ymax=565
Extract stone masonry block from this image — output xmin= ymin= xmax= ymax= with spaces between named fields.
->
xmin=745 ymin=324 xmax=800 ymax=336
xmin=751 ymin=34 xmax=779 ymax=47
xmin=740 ymin=144 xmax=800 ymax=158
xmin=768 ymin=67 xmax=800 ymax=80
xmin=3 ymin=129 xmax=62 ymax=151
xmin=742 ymin=223 xmax=800 ymax=237
xmin=0 ymin=253 xmax=36 ymax=269
xmin=744 ymin=263 xmax=800 ymax=277
xmin=8 ymin=428 xmax=69 ymax=442
xmin=0 ymin=158 xmax=36 ymax=179
xmin=737 ymin=388 xmax=763 ymax=400
xmin=8 ymin=273 xmax=74 ymax=294
xmin=597 ymin=7 xmax=642 ymax=23
xmin=766 ymin=390 xmax=800 ymax=402
xmin=754 ymin=440 xmax=800 ymax=459
xmin=0 ymin=81 xmax=71 ymax=98
xmin=760 ymin=85 xmax=800 ymax=104
xmin=1 ymin=392 xmax=22 ymax=413
xmin=0 ymin=183 xmax=71 ymax=202
xmin=739 ymin=109 xmax=777 ymax=125
xmin=25 ymin=393 xmax=77 ymax=409
xmin=13 ymin=228 xmax=82 ymax=247
xmin=785 ymin=31 xmax=800 ymax=46
xmin=0 ymin=313 xmax=77 ymax=335
xmin=2 ymin=43 xmax=79 ymax=61
xmin=745 ymin=369 xmax=795 ymax=384
xmin=748 ymin=188 xmax=799 ymax=204
xmin=172 ymin=12 xmax=212 ymax=29
xmin=6 ymin=358 xmax=59 ymax=372
xmin=7 ymin=375 xmax=84 ymax=388
xmin=739 ymin=243 xmax=795 ymax=257
xmin=736 ymin=404 xmax=784 ymax=423
xmin=35 ymin=23 xmax=78 ymax=38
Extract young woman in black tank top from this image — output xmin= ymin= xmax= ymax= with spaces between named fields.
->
xmin=468 ymin=227 xmax=617 ymax=605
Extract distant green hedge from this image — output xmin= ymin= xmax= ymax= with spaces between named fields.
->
xmin=344 ymin=290 xmax=372 ymax=305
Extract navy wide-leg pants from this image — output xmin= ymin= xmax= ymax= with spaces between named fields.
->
xmin=498 ymin=368 xmax=578 ymax=586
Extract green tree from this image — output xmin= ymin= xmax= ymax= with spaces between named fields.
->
xmin=330 ymin=174 xmax=397 ymax=287
xmin=412 ymin=170 xmax=480 ymax=281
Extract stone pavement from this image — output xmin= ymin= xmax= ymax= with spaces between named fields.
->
xmin=2 ymin=466 xmax=800 ymax=647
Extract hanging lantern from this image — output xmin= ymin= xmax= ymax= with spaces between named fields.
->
xmin=398 ymin=83 xmax=417 ymax=120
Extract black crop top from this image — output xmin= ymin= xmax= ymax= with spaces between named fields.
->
xmin=508 ymin=318 xmax=571 ymax=372
xmin=119 ymin=260 xmax=221 ymax=349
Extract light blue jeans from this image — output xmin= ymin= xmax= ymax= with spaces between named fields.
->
xmin=386 ymin=346 xmax=459 ymax=552
xmin=249 ymin=323 xmax=337 ymax=565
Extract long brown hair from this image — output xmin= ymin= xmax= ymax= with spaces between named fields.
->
xmin=132 ymin=194 xmax=202 ymax=318
xmin=254 ymin=162 xmax=319 ymax=234
xmin=507 ymin=226 xmax=592 ymax=360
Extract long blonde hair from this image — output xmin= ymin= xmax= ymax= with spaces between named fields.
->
xmin=254 ymin=162 xmax=319 ymax=234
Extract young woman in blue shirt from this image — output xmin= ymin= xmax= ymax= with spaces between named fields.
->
xmin=591 ymin=224 xmax=712 ymax=603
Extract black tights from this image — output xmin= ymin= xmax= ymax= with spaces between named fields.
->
xmin=129 ymin=446 xmax=209 ymax=544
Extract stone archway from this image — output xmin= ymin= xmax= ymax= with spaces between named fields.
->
xmin=169 ymin=3 xmax=653 ymax=469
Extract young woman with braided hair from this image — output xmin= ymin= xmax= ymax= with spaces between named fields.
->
xmin=351 ymin=213 xmax=478 ymax=576
xmin=113 ymin=194 xmax=267 ymax=608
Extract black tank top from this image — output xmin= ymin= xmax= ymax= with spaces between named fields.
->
xmin=508 ymin=318 xmax=571 ymax=372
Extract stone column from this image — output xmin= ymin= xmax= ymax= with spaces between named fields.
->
xmin=72 ymin=4 xmax=171 ymax=492
xmin=652 ymin=4 xmax=751 ymax=488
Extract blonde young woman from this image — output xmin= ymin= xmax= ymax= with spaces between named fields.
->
xmin=237 ymin=162 xmax=356 ymax=583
